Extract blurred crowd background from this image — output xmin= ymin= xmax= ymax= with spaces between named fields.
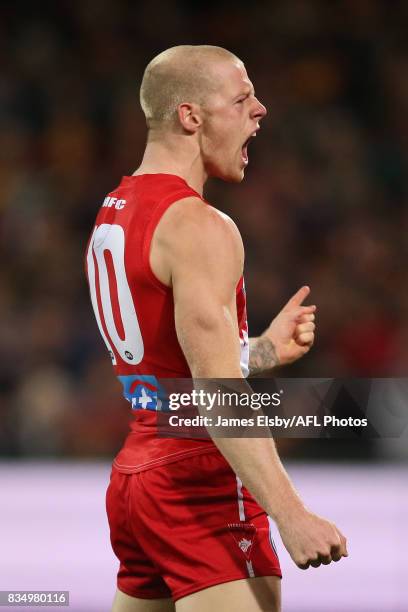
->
xmin=1 ymin=0 xmax=407 ymax=458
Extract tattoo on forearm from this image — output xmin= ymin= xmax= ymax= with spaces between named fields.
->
xmin=248 ymin=337 xmax=279 ymax=377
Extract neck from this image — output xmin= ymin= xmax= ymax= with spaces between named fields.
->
xmin=132 ymin=131 xmax=207 ymax=196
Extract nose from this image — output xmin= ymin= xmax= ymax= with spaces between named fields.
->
xmin=252 ymin=97 xmax=267 ymax=120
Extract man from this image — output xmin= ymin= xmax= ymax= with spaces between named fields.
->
xmin=86 ymin=45 xmax=347 ymax=612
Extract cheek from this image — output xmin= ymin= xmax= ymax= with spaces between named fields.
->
xmin=205 ymin=112 xmax=234 ymax=142
xmin=212 ymin=128 xmax=238 ymax=159
xmin=203 ymin=130 xmax=225 ymax=161
xmin=202 ymin=114 xmax=240 ymax=168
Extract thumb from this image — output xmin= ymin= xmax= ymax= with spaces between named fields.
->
xmin=284 ymin=286 xmax=311 ymax=310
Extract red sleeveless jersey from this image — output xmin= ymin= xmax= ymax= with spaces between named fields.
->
xmin=85 ymin=174 xmax=249 ymax=471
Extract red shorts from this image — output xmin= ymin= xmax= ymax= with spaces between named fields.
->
xmin=106 ymin=450 xmax=282 ymax=602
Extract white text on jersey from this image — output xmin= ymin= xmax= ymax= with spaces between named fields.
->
xmin=102 ymin=196 xmax=126 ymax=210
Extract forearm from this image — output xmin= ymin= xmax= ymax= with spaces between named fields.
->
xmin=248 ymin=336 xmax=279 ymax=377
xmin=194 ymin=380 xmax=348 ymax=571
xmin=176 ymin=298 xmax=302 ymax=521
xmin=213 ymin=435 xmax=304 ymax=524
xmin=193 ymin=377 xmax=305 ymax=524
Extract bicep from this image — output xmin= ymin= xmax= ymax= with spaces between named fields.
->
xmin=174 ymin=276 xmax=240 ymax=377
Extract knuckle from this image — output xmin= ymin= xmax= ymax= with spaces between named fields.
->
xmin=296 ymin=555 xmax=308 ymax=566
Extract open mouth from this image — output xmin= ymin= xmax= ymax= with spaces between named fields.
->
xmin=241 ymin=139 xmax=250 ymax=164
xmin=241 ymin=131 xmax=257 ymax=165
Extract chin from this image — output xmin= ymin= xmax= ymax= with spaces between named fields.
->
xmin=207 ymin=158 xmax=246 ymax=183
xmin=214 ymin=167 xmax=245 ymax=183
xmin=230 ymin=168 xmax=246 ymax=183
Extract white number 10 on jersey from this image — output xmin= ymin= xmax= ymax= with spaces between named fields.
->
xmin=86 ymin=223 xmax=144 ymax=366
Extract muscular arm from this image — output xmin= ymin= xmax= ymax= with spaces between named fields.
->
xmin=153 ymin=196 xmax=347 ymax=569
xmin=155 ymin=197 xmax=298 ymax=510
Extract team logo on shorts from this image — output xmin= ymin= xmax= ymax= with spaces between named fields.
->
xmin=238 ymin=538 xmax=252 ymax=553
xmin=228 ymin=523 xmax=256 ymax=560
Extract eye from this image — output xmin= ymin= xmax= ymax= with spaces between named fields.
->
xmin=236 ymin=97 xmax=246 ymax=104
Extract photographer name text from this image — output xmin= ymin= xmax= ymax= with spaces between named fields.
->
xmin=168 ymin=415 xmax=368 ymax=428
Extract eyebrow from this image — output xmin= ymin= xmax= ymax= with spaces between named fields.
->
xmin=235 ymin=87 xmax=255 ymax=99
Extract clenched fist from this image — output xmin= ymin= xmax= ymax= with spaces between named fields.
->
xmin=277 ymin=506 xmax=348 ymax=569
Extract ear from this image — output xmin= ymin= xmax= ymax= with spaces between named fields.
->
xmin=177 ymin=102 xmax=202 ymax=133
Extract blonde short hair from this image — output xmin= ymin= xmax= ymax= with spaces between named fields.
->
xmin=140 ymin=45 xmax=240 ymax=128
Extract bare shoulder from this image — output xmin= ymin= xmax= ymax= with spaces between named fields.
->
xmin=158 ymin=196 xmax=242 ymax=243
xmin=151 ymin=196 xmax=244 ymax=286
